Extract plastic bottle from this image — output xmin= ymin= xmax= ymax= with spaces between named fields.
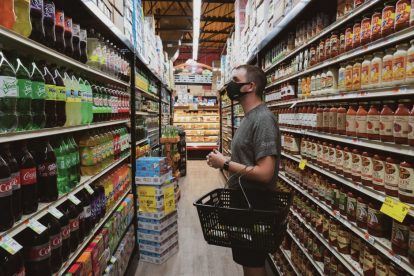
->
xmin=0 ymin=50 xmax=18 ymax=133
xmin=43 ymin=64 xmax=57 ymax=128
xmin=64 ymin=15 xmax=73 ymax=57
xmin=42 ymin=0 xmax=55 ymax=49
xmin=0 ymin=0 xmax=16 ymax=29
xmin=0 ymin=153 xmax=13 ymax=231
xmin=63 ymin=138 xmax=76 ymax=189
xmin=71 ymin=74 xmax=82 ymax=125
xmin=0 ymin=247 xmax=25 ymax=276
xmin=52 ymin=137 xmax=68 ymax=194
xmin=14 ymin=57 xmax=33 ymax=130
xmin=30 ymin=61 xmax=46 ymax=129
xmin=54 ymin=3 xmax=65 ymax=53
xmin=84 ymin=79 xmax=93 ymax=124
xmin=38 ymin=213 xmax=62 ymax=273
xmin=63 ymin=70 xmax=75 ymax=126
xmin=29 ymin=0 xmax=45 ymax=44
xmin=68 ymin=136 xmax=80 ymax=182
xmin=57 ymin=200 xmax=80 ymax=253
xmin=79 ymin=131 xmax=97 ymax=176
xmin=78 ymin=77 xmax=88 ymax=125
xmin=53 ymin=67 xmax=66 ymax=126
xmin=79 ymin=28 xmax=88 ymax=64
xmin=72 ymin=23 xmax=81 ymax=61
xmin=86 ymin=29 xmax=101 ymax=69
xmin=13 ymin=0 xmax=32 ymax=37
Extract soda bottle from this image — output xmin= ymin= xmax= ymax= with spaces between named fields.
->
xmin=0 ymin=50 xmax=18 ymax=133
xmin=54 ymin=3 xmax=65 ymax=53
xmin=32 ymin=139 xmax=57 ymax=202
xmin=13 ymin=0 xmax=32 ymax=37
xmin=30 ymin=61 xmax=46 ymax=129
xmin=79 ymin=131 xmax=96 ymax=176
xmin=86 ymin=29 xmax=101 ymax=69
xmin=71 ymin=74 xmax=82 ymax=125
xmin=0 ymin=153 xmax=13 ymax=231
xmin=42 ymin=0 xmax=55 ymax=49
xmin=16 ymin=141 xmax=38 ymax=214
xmin=51 ymin=206 xmax=70 ymax=262
xmin=63 ymin=70 xmax=74 ymax=126
xmin=0 ymin=0 xmax=16 ymax=29
xmin=75 ymin=189 xmax=92 ymax=237
xmin=79 ymin=29 xmax=88 ymax=64
xmin=0 ymin=143 xmax=22 ymax=221
xmin=0 ymin=247 xmax=25 ymax=276
xmin=84 ymin=79 xmax=93 ymax=124
xmin=38 ymin=213 xmax=62 ymax=273
xmin=43 ymin=64 xmax=57 ymax=128
xmin=57 ymin=200 xmax=79 ymax=253
xmin=15 ymin=223 xmax=52 ymax=276
xmin=63 ymin=16 xmax=73 ymax=57
xmin=65 ymin=137 xmax=78 ymax=187
xmin=92 ymin=183 xmax=105 ymax=221
xmin=58 ymin=139 xmax=73 ymax=190
xmin=29 ymin=0 xmax=45 ymax=44
xmin=53 ymin=67 xmax=66 ymax=126
xmin=78 ymin=77 xmax=87 ymax=125
xmin=14 ymin=57 xmax=33 ymax=130
xmin=51 ymin=138 xmax=68 ymax=194
xmin=68 ymin=136 xmax=80 ymax=182
xmin=98 ymin=33 xmax=107 ymax=72
xmin=72 ymin=23 xmax=81 ymax=61
xmin=91 ymin=84 xmax=99 ymax=122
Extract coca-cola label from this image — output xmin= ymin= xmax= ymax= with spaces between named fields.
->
xmin=0 ymin=177 xmax=12 ymax=198
xmin=25 ymin=242 xmax=51 ymax=262
xmin=65 ymin=18 xmax=73 ymax=33
xmin=16 ymin=266 xmax=25 ymax=276
xmin=43 ymin=2 xmax=55 ymax=19
xmin=50 ymin=233 xmax=62 ymax=250
xmin=20 ymin=168 xmax=37 ymax=185
xmin=38 ymin=162 xmax=57 ymax=177
xmin=10 ymin=172 xmax=21 ymax=190
xmin=30 ymin=0 xmax=43 ymax=11
xmin=84 ymin=205 xmax=91 ymax=218
xmin=69 ymin=217 xmax=79 ymax=231
xmin=55 ymin=11 xmax=64 ymax=27
xmin=61 ymin=224 xmax=70 ymax=240
xmin=80 ymin=30 xmax=87 ymax=42
xmin=72 ymin=24 xmax=80 ymax=37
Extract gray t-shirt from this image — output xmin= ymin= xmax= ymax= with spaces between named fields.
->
xmin=229 ymin=103 xmax=280 ymax=191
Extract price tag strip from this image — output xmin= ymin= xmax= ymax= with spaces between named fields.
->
xmin=85 ymin=184 xmax=94 ymax=195
xmin=380 ymin=197 xmax=410 ymax=223
xmin=298 ymin=159 xmax=307 ymax=170
xmin=68 ymin=194 xmax=81 ymax=205
xmin=28 ymin=219 xmax=47 ymax=235
xmin=48 ymin=206 xmax=64 ymax=219
xmin=0 ymin=235 xmax=23 ymax=255
xmin=138 ymin=186 xmax=157 ymax=213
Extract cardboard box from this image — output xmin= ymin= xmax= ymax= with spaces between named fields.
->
xmin=139 ymin=232 xmax=179 ymax=254
xmin=140 ymin=242 xmax=179 ymax=264
xmin=135 ymin=171 xmax=173 ymax=185
xmin=67 ymin=263 xmax=83 ymax=276
xmin=138 ymin=211 xmax=178 ymax=231
xmin=137 ymin=222 xmax=178 ymax=242
xmin=76 ymin=252 xmax=92 ymax=276
xmin=113 ymin=9 xmax=124 ymax=33
xmin=113 ymin=0 xmax=124 ymax=14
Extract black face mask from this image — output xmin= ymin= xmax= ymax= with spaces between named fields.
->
xmin=225 ymin=81 xmax=251 ymax=101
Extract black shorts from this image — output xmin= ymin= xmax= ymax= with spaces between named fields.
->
xmin=231 ymin=247 xmax=267 ymax=267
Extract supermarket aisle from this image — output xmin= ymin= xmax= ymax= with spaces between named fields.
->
xmin=135 ymin=161 xmax=243 ymax=276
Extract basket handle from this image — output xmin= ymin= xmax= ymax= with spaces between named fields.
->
xmin=224 ymin=166 xmax=255 ymax=211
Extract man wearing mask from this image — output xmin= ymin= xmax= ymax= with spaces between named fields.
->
xmin=207 ymin=65 xmax=281 ymax=276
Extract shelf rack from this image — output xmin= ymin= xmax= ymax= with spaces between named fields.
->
xmin=280 ymin=249 xmax=303 ymax=276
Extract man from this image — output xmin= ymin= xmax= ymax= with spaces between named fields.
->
xmin=207 ymin=65 xmax=281 ymax=276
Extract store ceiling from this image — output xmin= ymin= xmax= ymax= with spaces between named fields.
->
xmin=142 ymin=0 xmax=234 ymax=57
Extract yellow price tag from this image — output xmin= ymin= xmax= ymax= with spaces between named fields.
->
xmin=298 ymin=159 xmax=307 ymax=170
xmin=138 ymin=186 xmax=157 ymax=213
xmin=380 ymin=197 xmax=411 ymax=223
xmin=164 ymin=185 xmax=176 ymax=215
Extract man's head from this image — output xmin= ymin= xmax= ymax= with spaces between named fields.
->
xmin=230 ymin=65 xmax=266 ymax=98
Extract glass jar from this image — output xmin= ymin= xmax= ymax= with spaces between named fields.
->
xmin=353 ymin=59 xmax=362 ymax=90
xmin=399 ymin=161 xmax=414 ymax=203
xmin=368 ymin=201 xmax=391 ymax=237
xmin=356 ymin=196 xmax=368 ymax=229
xmin=361 ymin=151 xmax=374 ymax=187
xmin=343 ymin=146 xmax=353 ymax=179
xmin=345 ymin=25 xmax=354 ymax=52
xmin=347 ymin=192 xmax=357 ymax=222
xmin=338 ymin=63 xmax=347 ymax=91
xmin=407 ymin=39 xmax=414 ymax=82
xmin=393 ymin=43 xmax=409 ymax=85
xmin=380 ymin=103 xmax=395 ymax=142
xmin=346 ymin=105 xmax=357 ymax=137
xmin=310 ymin=44 xmax=317 ymax=66
xmin=363 ymin=245 xmax=377 ymax=276
xmin=339 ymin=187 xmax=348 ymax=215
xmin=339 ymin=29 xmax=346 ymax=54
xmin=356 ymin=104 xmax=368 ymax=138
xmin=394 ymin=100 xmax=410 ymax=144
xmin=353 ymin=19 xmax=361 ymax=48
xmin=367 ymin=103 xmax=381 ymax=140
xmin=337 ymin=225 xmax=351 ymax=254
xmin=409 ymin=104 xmax=414 ymax=146
xmin=382 ymin=48 xmax=395 ymax=85
xmin=328 ymin=217 xmax=338 ymax=247
xmin=325 ymin=37 xmax=331 ymax=60
xmin=319 ymin=40 xmax=325 ymax=62
xmin=371 ymin=8 xmax=383 ymax=41
xmin=395 ymin=0 xmax=411 ymax=31
xmin=371 ymin=52 xmax=384 ymax=88
xmin=336 ymin=144 xmax=344 ymax=174
xmin=331 ymin=32 xmax=339 ymax=57
xmin=351 ymin=234 xmax=361 ymax=261
xmin=337 ymin=105 xmax=347 ymax=135
xmin=352 ymin=148 xmax=362 ymax=182
xmin=323 ymin=106 xmax=330 ymax=132
xmin=361 ymin=14 xmax=372 ymax=45
xmin=385 ymin=155 xmax=400 ymax=197
xmin=382 ymin=1 xmax=397 ymax=37
xmin=375 ymin=255 xmax=390 ymax=276
xmin=345 ymin=62 xmax=354 ymax=91
xmin=329 ymin=106 xmax=338 ymax=133
xmin=391 ymin=218 xmax=410 ymax=256
xmin=373 ymin=154 xmax=386 ymax=192
xmin=361 ymin=55 xmax=372 ymax=89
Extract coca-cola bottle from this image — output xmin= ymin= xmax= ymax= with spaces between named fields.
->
xmin=75 ymin=189 xmax=92 ymax=237
xmin=63 ymin=16 xmax=73 ymax=57
xmin=31 ymin=139 xmax=58 ymax=202
xmin=53 ymin=67 xmax=66 ymax=126
xmin=0 ymin=247 xmax=25 ymax=276
xmin=79 ymin=29 xmax=88 ymax=63
xmin=57 ymin=200 xmax=79 ymax=253
xmin=29 ymin=0 xmax=45 ymax=44
xmin=54 ymin=3 xmax=65 ymax=53
xmin=39 ymin=213 xmax=62 ymax=273
xmin=55 ymin=207 xmax=70 ymax=262
xmin=0 ymin=154 xmax=13 ymax=231
xmin=16 ymin=141 xmax=38 ymax=214
xmin=72 ymin=23 xmax=81 ymax=61
xmin=16 ymin=225 xmax=51 ymax=276
xmin=42 ymin=0 xmax=55 ymax=49
xmin=0 ymin=143 xmax=22 ymax=221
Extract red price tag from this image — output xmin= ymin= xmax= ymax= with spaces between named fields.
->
xmin=388 ymin=250 xmax=402 ymax=265
xmin=364 ymin=232 xmax=375 ymax=245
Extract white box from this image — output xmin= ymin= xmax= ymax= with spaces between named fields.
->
xmin=137 ymin=223 xmax=178 ymax=242
xmin=138 ymin=212 xmax=178 ymax=231
xmin=140 ymin=242 xmax=179 ymax=264
xmin=135 ymin=171 xmax=173 ymax=185
xmin=138 ymin=232 xmax=179 ymax=254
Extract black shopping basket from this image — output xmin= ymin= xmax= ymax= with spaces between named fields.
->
xmin=193 ymin=171 xmax=292 ymax=252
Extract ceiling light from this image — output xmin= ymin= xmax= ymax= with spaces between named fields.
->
xmin=193 ymin=0 xmax=202 ymax=61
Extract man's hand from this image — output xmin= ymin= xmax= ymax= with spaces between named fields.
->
xmin=206 ymin=149 xmax=226 ymax=169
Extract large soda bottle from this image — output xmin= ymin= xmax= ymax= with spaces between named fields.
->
xmin=59 ymin=138 xmax=74 ymax=190
xmin=51 ymin=138 xmax=68 ymax=194
xmin=71 ymin=74 xmax=82 ymax=125
xmin=54 ymin=3 xmax=65 ymax=53
xmin=16 ymin=141 xmax=38 ymax=214
xmin=0 ymin=246 xmax=25 ymax=276
xmin=42 ymin=0 xmax=55 ymax=49
xmin=72 ymin=23 xmax=81 ymax=61
xmin=51 ymin=206 xmax=70 ymax=262
xmin=63 ymin=70 xmax=74 ymax=126
xmin=98 ymin=34 xmax=107 ymax=72
xmin=86 ymin=29 xmax=101 ymax=68
xmin=14 ymin=57 xmax=33 ymax=130
xmin=13 ymin=0 xmax=32 ymax=37
xmin=30 ymin=61 xmax=46 ymax=129
xmin=78 ymin=77 xmax=87 ymax=125
xmin=91 ymin=84 xmax=100 ymax=122
xmin=53 ymin=67 xmax=66 ymax=126
xmin=16 ymin=223 xmax=52 ymax=276
xmin=0 ymin=0 xmax=16 ymax=29
xmin=68 ymin=136 xmax=80 ymax=182
xmin=43 ymin=64 xmax=57 ymax=128
xmin=0 ymin=154 xmax=13 ymax=231
xmin=79 ymin=29 xmax=88 ymax=64
xmin=75 ymin=189 xmax=92 ymax=237
xmin=0 ymin=50 xmax=18 ymax=133
xmin=57 ymin=200 xmax=79 ymax=253
xmin=85 ymin=80 xmax=93 ymax=124
xmin=39 ymin=213 xmax=62 ymax=273
xmin=29 ymin=0 xmax=45 ymax=44
xmin=93 ymin=183 xmax=105 ymax=220
xmin=0 ymin=143 xmax=22 ymax=221
xmin=32 ymin=139 xmax=58 ymax=202
xmin=63 ymin=16 xmax=73 ymax=57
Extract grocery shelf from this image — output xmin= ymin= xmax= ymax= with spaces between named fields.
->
xmin=222 ymin=105 xmax=232 ymax=109
xmin=136 ymin=87 xmax=160 ymax=101
xmin=162 ymin=99 xmax=170 ymax=105
xmin=111 ymin=220 xmax=133 ymax=255
xmin=0 ymin=154 xmax=130 ymax=239
xmin=281 ymin=151 xmax=414 ymax=218
xmin=0 ymin=26 xmax=129 ymax=87
xmin=266 ymin=26 xmax=414 ymax=89
xmin=136 ymin=138 xmax=149 ymax=145
xmin=286 ymin=229 xmax=324 ymax=275
xmin=136 ymin=111 xmax=150 ymax=116
xmin=147 ymin=128 xmax=159 ymax=134
xmin=268 ymin=254 xmax=285 ymax=276
xmin=234 ymin=114 xmax=245 ymax=117
xmin=280 ymin=172 xmax=414 ymax=275
xmin=279 ymin=127 xmax=414 ymax=157
xmin=57 ymin=187 xmax=131 ymax=275
xmin=174 ymin=121 xmax=220 ymax=124
xmin=0 ymin=120 xmax=129 ymax=144
xmin=267 ymin=85 xmax=414 ymax=107
xmin=280 ymin=249 xmax=303 ymax=276
xmin=263 ymin=0 xmax=382 ymax=73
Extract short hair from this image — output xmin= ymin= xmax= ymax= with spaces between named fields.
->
xmin=234 ymin=64 xmax=266 ymax=97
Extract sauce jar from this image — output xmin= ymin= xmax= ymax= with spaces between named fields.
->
xmin=383 ymin=48 xmax=396 ymax=85
xmin=323 ymin=249 xmax=331 ymax=275
xmin=323 ymin=106 xmax=330 ymax=132
xmin=332 ymin=184 xmax=340 ymax=210
xmin=317 ymin=141 xmax=323 ymax=166
xmin=351 ymin=148 xmax=362 ymax=182
xmin=316 ymin=106 xmax=324 ymax=131
xmin=371 ymin=8 xmax=383 ymax=41
xmin=319 ymin=40 xmax=325 ymax=62
xmin=337 ymin=224 xmax=351 ymax=254
xmin=360 ymin=243 xmax=366 ymax=267
xmin=345 ymin=62 xmax=354 ymax=91
xmin=325 ymin=37 xmax=331 ymax=60
xmin=329 ymin=106 xmax=338 ymax=133
xmin=368 ymin=201 xmax=391 ymax=237
xmin=331 ymin=32 xmax=339 ymax=57
xmin=322 ymin=142 xmax=329 ymax=168
xmin=373 ymin=154 xmax=386 ymax=191
xmin=399 ymin=161 xmax=414 ymax=203
xmin=323 ymin=213 xmax=330 ymax=239
xmin=346 ymin=105 xmax=357 ymax=137
xmin=409 ymin=104 xmax=414 ymax=146
xmin=336 ymin=144 xmax=344 ymax=174
xmin=361 ymin=55 xmax=372 ymax=89
xmin=367 ymin=103 xmax=381 ymax=140
xmin=391 ymin=218 xmax=410 ymax=256
xmin=329 ymin=217 xmax=338 ymax=247
xmin=389 ymin=261 xmax=406 ymax=275
xmin=375 ymin=255 xmax=390 ymax=276
xmin=347 ymin=191 xmax=357 ymax=221
xmin=407 ymin=39 xmax=414 ymax=82
xmin=351 ymin=234 xmax=361 ymax=261
xmin=340 ymin=29 xmax=346 ymax=54
xmin=371 ymin=52 xmax=384 ymax=88
xmin=382 ymin=1 xmax=397 ymax=37
xmin=380 ymin=102 xmax=395 ymax=142
xmin=337 ymin=105 xmax=347 ymax=135
xmin=353 ymin=59 xmax=362 ymax=90
xmin=363 ymin=245 xmax=377 ymax=276
xmin=409 ymin=223 xmax=414 ymax=265
xmin=393 ymin=43 xmax=409 ymax=84
xmin=339 ymin=187 xmax=348 ymax=216
xmin=395 ymin=0 xmax=411 ymax=31
xmin=343 ymin=147 xmax=352 ymax=178
xmin=385 ymin=155 xmax=400 ymax=197
xmin=330 ymin=256 xmax=338 ymax=275
xmin=394 ymin=100 xmax=410 ymax=144
xmin=357 ymin=196 xmax=368 ymax=229
xmin=362 ymin=151 xmax=374 ymax=187
xmin=353 ymin=19 xmax=362 ymax=48
xmin=345 ymin=25 xmax=354 ymax=52
xmin=361 ymin=14 xmax=372 ymax=45
xmin=338 ymin=63 xmax=347 ymax=91
xmin=328 ymin=144 xmax=336 ymax=171
xmin=356 ymin=104 xmax=368 ymax=138
xmin=310 ymin=44 xmax=317 ymax=66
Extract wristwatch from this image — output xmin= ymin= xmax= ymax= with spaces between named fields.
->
xmin=223 ymin=160 xmax=230 ymax=171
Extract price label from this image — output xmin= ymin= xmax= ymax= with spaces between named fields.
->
xmin=28 ymin=219 xmax=47 ymax=234
xmin=298 ymin=159 xmax=307 ymax=170
xmin=0 ymin=235 xmax=23 ymax=255
xmin=138 ymin=186 xmax=157 ymax=213
xmin=48 ymin=206 xmax=64 ymax=219
xmin=380 ymin=197 xmax=410 ymax=223
xmin=164 ymin=185 xmax=176 ymax=214
xmin=68 ymin=194 xmax=81 ymax=205
xmin=85 ymin=184 xmax=94 ymax=195
xmin=388 ymin=250 xmax=402 ymax=265
xmin=364 ymin=232 xmax=375 ymax=245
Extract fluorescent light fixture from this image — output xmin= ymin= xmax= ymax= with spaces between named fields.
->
xmin=193 ymin=0 xmax=202 ymax=61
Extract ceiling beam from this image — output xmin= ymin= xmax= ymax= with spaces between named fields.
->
xmin=157 ymin=27 xmax=193 ymax=32
xmin=143 ymin=0 xmax=233 ymax=3
xmin=183 ymin=39 xmax=226 ymax=43
xmin=154 ymin=14 xmax=234 ymax=23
